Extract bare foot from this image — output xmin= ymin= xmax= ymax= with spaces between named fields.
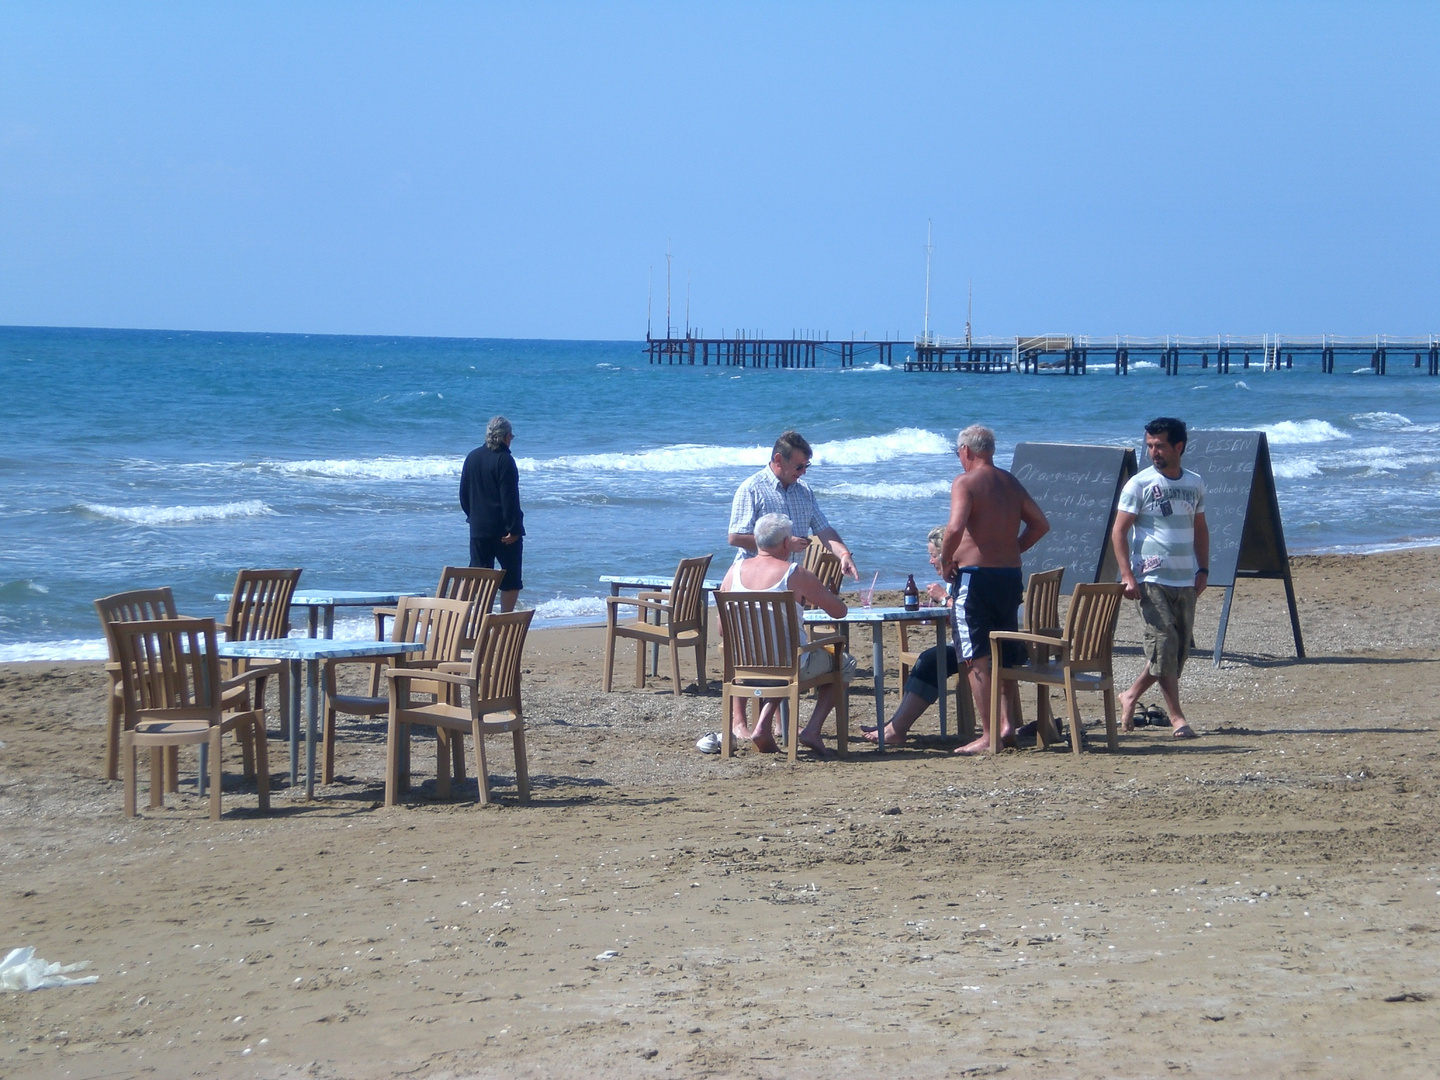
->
xmin=860 ymin=724 xmax=908 ymax=745
xmin=954 ymin=733 xmax=992 ymax=756
xmin=1171 ymin=722 xmax=1197 ymax=739
xmin=750 ymin=726 xmax=779 ymax=753
xmin=731 ymin=721 xmax=752 ymax=743
xmin=1120 ymin=692 xmax=1140 ymax=733
xmin=798 ymin=733 xmax=834 ymax=757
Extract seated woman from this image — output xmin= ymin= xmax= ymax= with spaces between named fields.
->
xmin=862 ymin=526 xmax=956 ymax=745
xmin=720 ymin=512 xmax=850 ymax=756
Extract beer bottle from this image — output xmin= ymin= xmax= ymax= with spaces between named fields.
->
xmin=903 ymin=574 xmax=920 ymax=611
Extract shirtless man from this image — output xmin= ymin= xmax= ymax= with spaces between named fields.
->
xmin=940 ymin=425 xmax=1050 ymax=755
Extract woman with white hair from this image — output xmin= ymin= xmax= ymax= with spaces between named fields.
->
xmin=718 ymin=512 xmax=850 ymax=755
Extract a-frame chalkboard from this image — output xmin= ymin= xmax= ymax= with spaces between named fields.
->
xmin=1177 ymin=430 xmax=1304 ymax=665
xmin=1011 ymin=443 xmax=1139 ymax=593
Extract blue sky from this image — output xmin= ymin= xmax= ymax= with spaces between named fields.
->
xmin=2 ymin=3 xmax=1436 ymax=339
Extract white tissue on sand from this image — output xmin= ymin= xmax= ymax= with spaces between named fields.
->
xmin=0 ymin=947 xmax=99 ymax=991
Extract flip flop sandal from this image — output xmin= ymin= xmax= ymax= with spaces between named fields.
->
xmin=1128 ymin=703 xmax=1149 ymax=728
xmin=1145 ymin=704 xmax=1170 ymax=726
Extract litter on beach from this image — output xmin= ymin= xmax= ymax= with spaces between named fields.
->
xmin=0 ymin=947 xmax=99 ymax=991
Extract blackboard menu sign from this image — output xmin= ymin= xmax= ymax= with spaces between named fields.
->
xmin=1011 ymin=443 xmax=1138 ymax=594
xmin=1178 ymin=430 xmax=1303 ymax=662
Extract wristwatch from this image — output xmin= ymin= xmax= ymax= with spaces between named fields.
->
xmin=1197 ymin=568 xmax=1209 ymax=576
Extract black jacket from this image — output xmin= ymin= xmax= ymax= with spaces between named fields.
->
xmin=459 ymin=444 xmax=525 ymax=539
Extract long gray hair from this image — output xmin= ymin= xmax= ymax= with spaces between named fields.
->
xmin=485 ymin=415 xmax=513 ymax=450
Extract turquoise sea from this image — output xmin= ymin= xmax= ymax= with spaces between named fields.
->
xmin=2 ymin=325 xmax=1438 ymax=660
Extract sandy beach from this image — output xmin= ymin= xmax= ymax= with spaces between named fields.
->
xmin=2 ymin=548 xmax=1438 ymax=1079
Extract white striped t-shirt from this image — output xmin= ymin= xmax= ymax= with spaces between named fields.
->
xmin=1117 ymin=466 xmax=1206 ymax=588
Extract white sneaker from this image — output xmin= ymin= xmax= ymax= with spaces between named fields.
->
xmin=695 ymin=732 xmax=721 ymax=755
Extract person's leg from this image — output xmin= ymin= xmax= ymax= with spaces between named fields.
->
xmin=496 ymin=539 xmax=523 ymax=613
xmin=1120 ymin=670 xmax=1159 ymax=731
xmin=1162 ymin=587 xmax=1198 ymax=736
xmin=863 ymin=644 xmax=948 ymax=743
xmin=955 ymin=569 xmax=1022 ymax=754
xmin=799 ymin=686 xmax=836 ymax=755
xmin=499 ymin=590 xmax=519 ymax=613
xmin=750 ymin=701 xmax=779 ymax=752
xmin=955 ymin=655 xmax=1008 ymax=753
xmin=1124 ymin=584 xmax=1173 ymax=731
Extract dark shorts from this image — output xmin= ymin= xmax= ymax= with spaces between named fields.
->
xmin=470 ymin=535 xmax=523 ymax=592
xmin=951 ymin=566 xmax=1023 ymax=665
xmin=904 ymin=644 xmax=959 ymax=703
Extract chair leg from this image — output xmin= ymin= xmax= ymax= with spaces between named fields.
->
xmin=208 ymin=728 xmax=224 ymax=821
xmin=106 ymin=686 xmax=121 ymax=781
xmin=123 ymin=738 xmax=137 ymax=817
xmin=253 ymin=718 xmax=270 ymax=813
xmin=602 ymin=615 xmax=617 ymax=693
xmin=989 ymin=669 xmax=1004 ymax=755
xmin=720 ymin=688 xmax=734 ymax=759
xmin=149 ymin=747 xmax=165 ymax=808
xmin=1036 ymin=687 xmax=1060 ymax=748
xmin=321 ymin=700 xmax=337 ymax=785
xmin=835 ymin=678 xmax=848 ymax=757
xmin=669 ymin=638 xmax=684 ymax=696
xmin=1064 ymin=672 xmax=1083 ymax=756
xmin=384 ymin=716 xmax=402 ymax=807
xmin=451 ymin=732 xmax=466 ymax=784
xmin=1102 ymin=687 xmax=1119 ymax=751
xmin=165 ymin=746 xmax=180 ymax=793
xmin=786 ymin=688 xmax=801 ymax=764
xmin=513 ymin=723 xmax=530 ymax=803
xmin=239 ymin=721 xmax=256 ymax=781
xmin=436 ymin=729 xmax=452 ymax=799
xmin=473 ymin=720 xmax=492 ymax=806
xmin=693 ymin=638 xmax=707 ymax=695
xmin=634 ymin=632 xmax=646 ymax=689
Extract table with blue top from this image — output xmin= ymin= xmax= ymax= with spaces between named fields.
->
xmin=803 ymin=605 xmax=958 ymax=751
xmin=214 ymin=589 xmax=412 ymax=639
xmin=218 ymin=637 xmax=425 ymax=799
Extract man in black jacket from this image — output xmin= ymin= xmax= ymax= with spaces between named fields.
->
xmin=459 ymin=415 xmax=525 ymax=612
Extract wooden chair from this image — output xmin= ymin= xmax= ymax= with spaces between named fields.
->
xmin=94 ymin=587 xmax=180 ymax=783
xmin=988 ymin=582 xmax=1126 ymax=755
xmin=321 ymin=595 xmax=472 ymax=784
xmin=602 ymin=555 xmax=713 ymax=696
xmin=112 ymin=617 xmax=270 ymax=820
xmin=1019 ymin=566 xmax=1066 ymax=744
xmin=716 ymin=591 xmax=849 ymax=763
xmin=219 ymin=569 xmax=302 ymax=756
xmin=384 ymin=609 xmax=534 ymax=806
xmin=367 ymin=567 xmax=504 ymax=695
xmin=801 ymin=538 xmax=844 ymax=595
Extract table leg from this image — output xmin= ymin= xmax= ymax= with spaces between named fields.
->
xmin=871 ymin=623 xmax=885 ymax=744
xmin=934 ymin=617 xmax=948 ymax=739
xmin=323 ymin=607 xmax=335 ymax=639
xmin=288 ymin=659 xmax=302 ymax=788
xmin=305 ymin=657 xmax=319 ymax=800
xmin=307 ymin=605 xmax=320 ymax=638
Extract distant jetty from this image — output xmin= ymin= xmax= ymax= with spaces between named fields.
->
xmin=646 ymin=332 xmax=1440 ymax=375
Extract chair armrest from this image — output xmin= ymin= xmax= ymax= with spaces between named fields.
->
xmin=799 ymin=634 xmax=845 ymax=653
xmin=604 ymin=596 xmax=672 ymax=614
xmin=436 ymin=661 xmax=470 ymax=674
xmin=385 ymin=667 xmax=473 ymax=688
xmin=220 ymin=667 xmax=270 ymax=692
xmin=990 ymin=629 xmax=1069 ymax=647
xmin=372 ymin=605 xmax=398 ymax=618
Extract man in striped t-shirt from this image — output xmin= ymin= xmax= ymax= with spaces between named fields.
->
xmin=1112 ymin=417 xmax=1209 ymax=740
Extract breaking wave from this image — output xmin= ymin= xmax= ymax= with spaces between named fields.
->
xmin=77 ymin=500 xmax=273 ymax=525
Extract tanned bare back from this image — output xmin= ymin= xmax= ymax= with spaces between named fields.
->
xmin=939 ymin=449 xmax=1048 ymax=572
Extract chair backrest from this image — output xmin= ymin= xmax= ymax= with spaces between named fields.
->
xmin=467 ymin=609 xmax=534 ymax=706
xmin=714 ymin=591 xmax=802 ymax=677
xmin=94 ymin=588 xmax=179 ymax=662
xmin=668 ymin=555 xmax=714 ymax=629
xmin=224 ymin=569 xmax=302 ymax=641
xmin=112 ymin=617 xmax=223 ymax=722
xmin=390 ymin=595 xmax=472 ymax=664
xmin=800 ymin=539 xmax=844 ymax=598
xmin=1023 ymin=567 xmax=1064 ymax=634
xmin=434 ymin=566 xmax=505 ymax=647
xmin=1060 ymin=583 xmax=1127 ymax=668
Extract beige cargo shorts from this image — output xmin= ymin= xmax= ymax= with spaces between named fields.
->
xmin=1137 ymin=583 xmax=1197 ymax=678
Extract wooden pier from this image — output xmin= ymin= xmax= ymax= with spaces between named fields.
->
xmin=646 ymin=333 xmax=910 ymax=368
xmin=647 ymin=331 xmax=1440 ymax=375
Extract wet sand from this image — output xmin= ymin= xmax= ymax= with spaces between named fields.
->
xmin=2 ymin=548 xmax=1438 ymax=1078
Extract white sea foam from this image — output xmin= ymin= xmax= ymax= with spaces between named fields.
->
xmin=516 ymin=427 xmax=952 ymax=474
xmin=845 ymin=362 xmax=898 ymax=373
xmin=819 ymin=480 xmax=952 ymax=500
xmin=1130 ymin=360 xmax=1160 ymax=369
xmin=1271 ymin=457 xmax=1324 ymax=479
xmin=1352 ymin=411 xmax=1412 ymax=430
xmin=532 ymin=596 xmax=606 ymax=622
xmin=78 ymin=500 xmax=274 ymax=526
xmin=1260 ymin=419 xmax=1350 ymax=445
xmin=0 ymin=638 xmax=109 ymax=662
xmin=271 ymin=456 xmax=461 ymax=481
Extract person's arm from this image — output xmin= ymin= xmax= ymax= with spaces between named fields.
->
xmin=939 ymin=476 xmax=972 ymax=579
xmin=790 ymin=568 xmax=847 ymax=619
xmin=815 ymin=526 xmax=858 ymax=579
xmin=1112 ymin=509 xmax=1139 ymax=599
xmin=1192 ymin=510 xmax=1209 ymax=597
xmin=727 ymin=482 xmax=760 ymax=553
xmin=458 ymin=459 xmax=471 ymax=520
xmin=1017 ymin=491 xmax=1050 ymax=553
xmin=499 ymin=456 xmax=522 ymax=543
xmin=727 ymin=531 xmax=758 ymax=554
